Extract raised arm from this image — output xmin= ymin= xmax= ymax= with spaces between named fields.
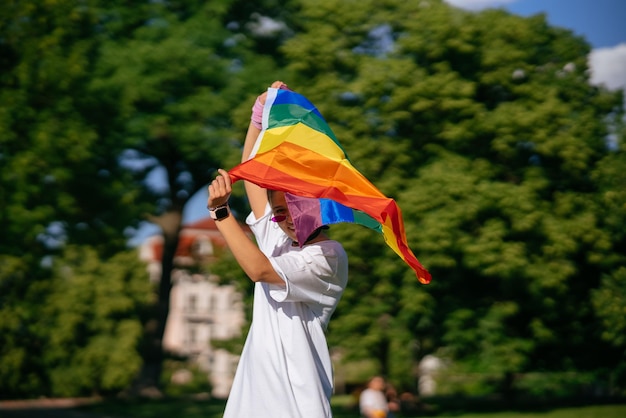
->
xmin=204 ymin=81 xmax=292 ymax=285
xmin=240 ymin=120 xmax=267 ymax=219
xmin=208 ymin=168 xmax=283 ymax=285
xmin=242 ymin=80 xmax=290 ymax=219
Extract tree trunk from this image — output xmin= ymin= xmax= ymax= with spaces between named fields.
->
xmin=133 ymin=210 xmax=182 ymax=397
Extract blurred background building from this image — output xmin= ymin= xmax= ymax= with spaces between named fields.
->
xmin=139 ymin=218 xmax=246 ymax=398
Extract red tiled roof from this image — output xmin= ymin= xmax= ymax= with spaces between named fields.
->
xmin=145 ymin=216 xmax=250 ymax=263
xmin=184 ymin=217 xmax=219 ymax=231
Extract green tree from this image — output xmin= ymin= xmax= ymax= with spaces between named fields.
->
xmin=4 ymin=0 xmax=624 ymax=400
xmin=0 ymin=0 xmax=282 ymax=397
xmin=89 ymin=0 xmax=288 ymax=391
xmin=0 ymin=0 xmax=147 ymax=397
xmin=282 ymin=0 xmax=624 ymax=393
xmin=43 ymin=247 xmax=153 ymax=397
xmin=591 ymin=129 xmax=626 ymax=392
xmin=1 ymin=0 xmax=301 ymax=397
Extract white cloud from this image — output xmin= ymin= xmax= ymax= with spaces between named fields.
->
xmin=589 ymin=43 xmax=626 ymax=91
xmin=443 ymin=0 xmax=518 ymax=10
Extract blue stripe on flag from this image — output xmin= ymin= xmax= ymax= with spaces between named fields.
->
xmin=273 ymin=89 xmax=324 ymax=119
xmin=320 ymin=199 xmax=355 ymax=224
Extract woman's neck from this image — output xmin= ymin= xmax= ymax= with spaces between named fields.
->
xmin=291 ymin=228 xmax=328 ymax=247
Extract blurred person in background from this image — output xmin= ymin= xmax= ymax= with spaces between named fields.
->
xmin=360 ymin=376 xmax=399 ymax=418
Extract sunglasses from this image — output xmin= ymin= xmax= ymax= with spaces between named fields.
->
xmin=270 ymin=215 xmax=287 ymax=223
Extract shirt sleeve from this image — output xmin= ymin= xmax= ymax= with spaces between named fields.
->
xmin=268 ymin=242 xmax=347 ymax=308
xmin=247 ymin=204 xmax=348 ymax=308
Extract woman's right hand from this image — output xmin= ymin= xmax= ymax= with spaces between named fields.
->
xmin=207 ymin=168 xmax=232 ymax=209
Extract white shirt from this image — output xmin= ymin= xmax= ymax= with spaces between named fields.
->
xmin=223 ymin=205 xmax=349 ymax=418
xmin=359 ymin=388 xmax=389 ymax=416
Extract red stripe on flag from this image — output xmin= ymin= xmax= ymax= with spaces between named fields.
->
xmin=230 ymin=159 xmax=431 ymax=283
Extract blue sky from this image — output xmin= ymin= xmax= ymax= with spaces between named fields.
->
xmin=503 ymin=0 xmax=625 ymax=48
xmin=444 ymin=0 xmax=626 ymax=90
xmin=446 ymin=0 xmax=625 ymax=47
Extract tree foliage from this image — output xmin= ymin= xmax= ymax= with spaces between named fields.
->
xmin=43 ymin=247 xmax=153 ymax=396
xmin=86 ymin=0 xmax=291 ymax=390
xmin=0 ymin=0 xmax=278 ymax=397
xmin=1 ymin=0 xmax=147 ymax=398
xmin=282 ymin=0 xmax=625 ymax=391
xmin=2 ymin=0 xmax=625 ymax=398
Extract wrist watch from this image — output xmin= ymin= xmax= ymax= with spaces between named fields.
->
xmin=209 ymin=204 xmax=230 ymax=221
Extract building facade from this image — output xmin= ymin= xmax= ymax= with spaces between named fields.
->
xmin=139 ymin=217 xmax=247 ymax=398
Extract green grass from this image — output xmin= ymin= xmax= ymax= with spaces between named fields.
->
xmin=81 ymin=397 xmax=227 ymax=418
xmin=434 ymin=404 xmax=626 ymax=418
xmin=80 ymin=396 xmax=363 ymax=417
xmin=79 ymin=397 xmax=626 ymax=418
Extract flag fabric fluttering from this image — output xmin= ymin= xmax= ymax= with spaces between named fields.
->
xmin=229 ymin=87 xmax=431 ymax=284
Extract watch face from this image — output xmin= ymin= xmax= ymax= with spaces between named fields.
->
xmin=214 ymin=206 xmax=229 ymax=220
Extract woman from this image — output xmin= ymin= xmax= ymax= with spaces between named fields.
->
xmin=207 ymin=81 xmax=349 ymax=417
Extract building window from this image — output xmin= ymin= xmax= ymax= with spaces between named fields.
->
xmin=189 ymin=325 xmax=197 ymax=345
xmin=209 ymin=294 xmax=217 ymax=312
xmin=188 ymin=294 xmax=197 ymax=312
xmin=230 ymin=293 xmax=242 ymax=310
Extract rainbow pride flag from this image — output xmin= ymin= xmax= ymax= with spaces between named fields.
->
xmin=229 ymin=87 xmax=431 ymax=284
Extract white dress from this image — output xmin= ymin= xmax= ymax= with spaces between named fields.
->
xmin=223 ymin=206 xmax=349 ymax=418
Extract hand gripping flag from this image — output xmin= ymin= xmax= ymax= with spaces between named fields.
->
xmin=229 ymin=87 xmax=431 ymax=284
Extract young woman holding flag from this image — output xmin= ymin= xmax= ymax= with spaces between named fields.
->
xmin=207 ymin=81 xmax=349 ymax=418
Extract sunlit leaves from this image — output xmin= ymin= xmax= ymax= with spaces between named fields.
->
xmin=592 ymin=268 xmax=626 ymax=347
xmin=43 ymin=247 xmax=153 ymax=396
xmin=281 ymin=0 xmax=624 ymax=389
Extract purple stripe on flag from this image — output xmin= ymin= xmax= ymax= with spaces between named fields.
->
xmin=285 ymin=193 xmax=323 ymax=246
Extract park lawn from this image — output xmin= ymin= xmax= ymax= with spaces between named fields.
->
xmin=79 ymin=396 xmax=626 ymax=418
xmin=435 ymin=404 xmax=626 ymax=418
